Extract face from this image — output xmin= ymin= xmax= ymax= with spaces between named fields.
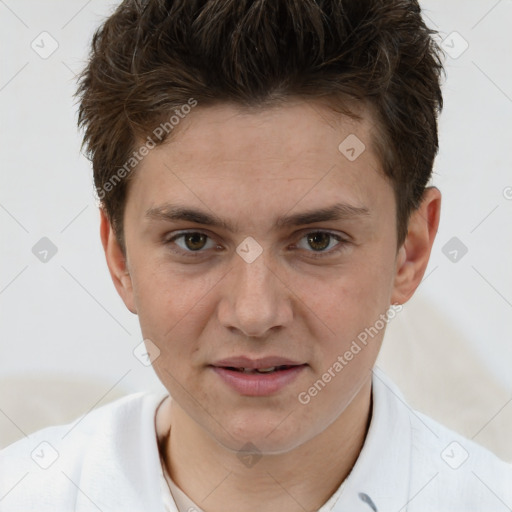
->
xmin=116 ymin=101 xmax=404 ymax=454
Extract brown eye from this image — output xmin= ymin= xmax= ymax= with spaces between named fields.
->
xmin=307 ymin=232 xmax=332 ymax=251
xmin=184 ymin=232 xmax=208 ymax=251
xmin=167 ymin=231 xmax=217 ymax=255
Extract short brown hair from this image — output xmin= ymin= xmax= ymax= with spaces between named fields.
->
xmin=77 ymin=0 xmax=444 ymax=248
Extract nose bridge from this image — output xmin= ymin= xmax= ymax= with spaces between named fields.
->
xmin=238 ymin=251 xmax=275 ymax=297
xmin=219 ymin=247 xmax=290 ymax=338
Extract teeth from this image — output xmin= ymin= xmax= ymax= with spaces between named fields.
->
xmin=227 ymin=365 xmax=291 ymax=373
xmin=233 ymin=366 xmax=278 ymax=373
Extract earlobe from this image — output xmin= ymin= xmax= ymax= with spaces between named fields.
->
xmin=99 ymin=208 xmax=137 ymax=314
xmin=391 ymin=187 xmax=441 ymax=305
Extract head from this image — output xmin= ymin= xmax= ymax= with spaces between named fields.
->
xmin=77 ymin=0 xmax=444 ymax=454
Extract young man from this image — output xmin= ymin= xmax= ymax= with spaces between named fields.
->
xmin=1 ymin=0 xmax=511 ymax=511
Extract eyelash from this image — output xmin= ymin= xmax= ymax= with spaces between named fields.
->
xmin=164 ymin=230 xmax=349 ymax=259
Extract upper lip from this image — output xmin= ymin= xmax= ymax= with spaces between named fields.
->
xmin=211 ymin=356 xmax=305 ymax=369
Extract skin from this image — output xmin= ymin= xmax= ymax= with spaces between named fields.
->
xmin=100 ymin=100 xmax=441 ymax=512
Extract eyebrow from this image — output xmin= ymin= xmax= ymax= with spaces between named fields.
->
xmin=145 ymin=202 xmax=370 ymax=232
xmin=276 ymin=203 xmax=370 ymax=228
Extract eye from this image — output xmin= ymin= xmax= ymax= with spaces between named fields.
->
xmin=294 ymin=231 xmax=348 ymax=257
xmin=166 ymin=231 xmax=218 ymax=256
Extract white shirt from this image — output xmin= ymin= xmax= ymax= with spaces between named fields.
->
xmin=158 ymin=444 xmax=347 ymax=512
xmin=1 ymin=367 xmax=511 ymax=511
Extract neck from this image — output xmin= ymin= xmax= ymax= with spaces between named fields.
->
xmin=158 ymin=378 xmax=372 ymax=512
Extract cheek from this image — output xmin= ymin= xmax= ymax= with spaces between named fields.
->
xmin=298 ymin=251 xmax=397 ymax=378
xmin=305 ymin=256 xmax=394 ymax=334
xmin=129 ymin=258 xmax=213 ymax=344
xmin=132 ymin=268 xmax=211 ymax=389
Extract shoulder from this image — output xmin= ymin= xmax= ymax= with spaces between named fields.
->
xmin=0 ymin=392 xmax=167 ymax=511
xmin=0 ymin=391 xmax=162 ymax=460
xmin=407 ymin=408 xmax=512 ymax=510
xmin=367 ymin=369 xmax=512 ymax=511
xmin=371 ymin=369 xmax=512 ymax=511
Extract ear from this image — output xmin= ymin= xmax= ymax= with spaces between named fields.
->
xmin=391 ymin=187 xmax=441 ymax=305
xmin=99 ymin=208 xmax=137 ymax=314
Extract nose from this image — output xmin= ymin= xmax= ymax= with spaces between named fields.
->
xmin=217 ymin=249 xmax=293 ymax=339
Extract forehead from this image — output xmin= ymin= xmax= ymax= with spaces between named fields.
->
xmin=162 ymin=100 xmax=376 ymax=171
xmin=127 ymin=100 xmax=393 ymax=230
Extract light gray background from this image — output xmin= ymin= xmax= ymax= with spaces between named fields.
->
xmin=1 ymin=1 xmax=511 ymax=450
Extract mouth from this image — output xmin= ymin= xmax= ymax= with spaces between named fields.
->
xmin=210 ymin=357 xmax=307 ymax=396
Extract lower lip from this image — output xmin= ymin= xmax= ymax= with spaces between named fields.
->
xmin=211 ymin=365 xmax=307 ymax=396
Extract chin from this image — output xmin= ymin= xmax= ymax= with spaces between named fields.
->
xmin=214 ymin=416 xmax=310 ymax=456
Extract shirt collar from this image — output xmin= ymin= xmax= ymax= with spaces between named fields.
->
xmin=330 ymin=366 xmax=412 ymax=512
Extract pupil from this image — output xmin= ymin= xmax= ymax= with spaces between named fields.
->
xmin=185 ymin=233 xmax=207 ymax=251
xmin=308 ymin=232 xmax=330 ymax=251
